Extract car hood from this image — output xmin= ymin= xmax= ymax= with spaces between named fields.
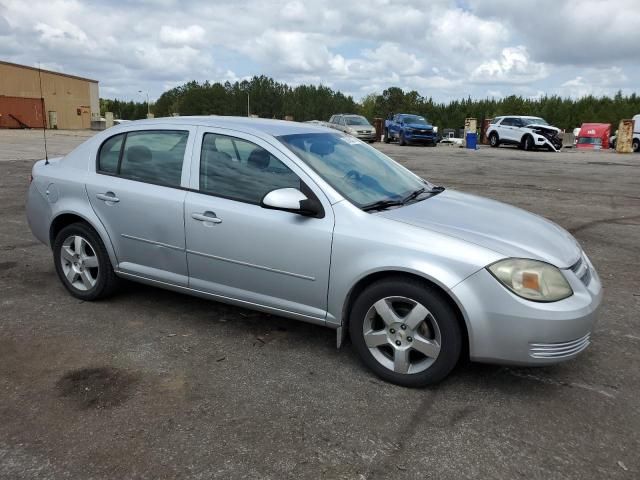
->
xmin=406 ymin=123 xmax=433 ymax=130
xmin=526 ymin=124 xmax=560 ymax=133
xmin=379 ymin=190 xmax=581 ymax=268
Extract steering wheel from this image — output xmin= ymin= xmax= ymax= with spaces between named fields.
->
xmin=344 ymin=170 xmax=361 ymax=182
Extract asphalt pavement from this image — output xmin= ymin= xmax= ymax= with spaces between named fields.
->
xmin=1 ymin=130 xmax=639 ymax=479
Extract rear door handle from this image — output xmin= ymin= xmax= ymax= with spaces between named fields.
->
xmin=96 ymin=192 xmax=120 ymax=203
xmin=192 ymin=211 xmax=222 ymax=224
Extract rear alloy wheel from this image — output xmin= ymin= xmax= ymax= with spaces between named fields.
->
xmin=399 ymin=132 xmax=407 ymax=146
xmin=489 ymin=132 xmax=499 ymax=148
xmin=633 ymin=139 xmax=639 ymax=152
xmin=522 ymin=135 xmax=533 ymax=151
xmin=384 ymin=129 xmax=391 ymax=144
xmin=349 ymin=278 xmax=462 ymax=387
xmin=53 ymin=222 xmax=119 ymax=301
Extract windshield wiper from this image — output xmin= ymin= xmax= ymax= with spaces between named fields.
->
xmin=361 ymin=199 xmax=405 ymax=212
xmin=362 ymin=186 xmax=446 ymax=212
xmin=402 ymin=185 xmax=445 ymax=205
xmin=402 ymin=187 xmax=427 ymax=204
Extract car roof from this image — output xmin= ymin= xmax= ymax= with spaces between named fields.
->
xmin=113 ymin=116 xmax=331 ymax=137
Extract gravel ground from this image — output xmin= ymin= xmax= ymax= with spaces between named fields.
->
xmin=1 ymin=129 xmax=639 ymax=479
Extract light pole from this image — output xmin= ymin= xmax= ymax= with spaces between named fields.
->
xmin=138 ymin=90 xmax=150 ymax=117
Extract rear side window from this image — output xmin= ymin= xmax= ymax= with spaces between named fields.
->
xmin=200 ymin=133 xmax=300 ymax=204
xmin=97 ymin=130 xmax=189 ymax=187
xmin=98 ymin=134 xmax=124 ymax=174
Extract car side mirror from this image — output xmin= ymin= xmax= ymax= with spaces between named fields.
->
xmin=261 ymin=188 xmax=322 ymax=217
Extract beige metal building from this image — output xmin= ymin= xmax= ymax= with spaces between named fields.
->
xmin=0 ymin=60 xmax=99 ymax=129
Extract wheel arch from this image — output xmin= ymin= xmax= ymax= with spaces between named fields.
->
xmin=521 ymin=133 xmax=534 ymax=149
xmin=49 ymin=211 xmax=118 ymax=267
xmin=340 ymin=269 xmax=470 ymax=358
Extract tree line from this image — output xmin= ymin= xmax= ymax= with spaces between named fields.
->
xmin=101 ymin=77 xmax=640 ymax=130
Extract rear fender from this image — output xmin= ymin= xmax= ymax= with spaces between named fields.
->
xmin=49 ymin=185 xmax=119 ymax=268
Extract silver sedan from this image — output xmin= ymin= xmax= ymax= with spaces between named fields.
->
xmin=26 ymin=117 xmax=602 ymax=386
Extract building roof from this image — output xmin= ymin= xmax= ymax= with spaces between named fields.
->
xmin=0 ymin=60 xmax=98 ymax=83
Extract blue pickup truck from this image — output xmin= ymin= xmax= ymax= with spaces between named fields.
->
xmin=384 ymin=114 xmax=437 ymax=146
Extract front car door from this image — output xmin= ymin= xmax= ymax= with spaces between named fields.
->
xmin=183 ymin=128 xmax=334 ymax=322
xmin=86 ymin=126 xmax=196 ymax=286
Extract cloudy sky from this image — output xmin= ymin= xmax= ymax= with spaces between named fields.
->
xmin=1 ymin=0 xmax=638 ymax=102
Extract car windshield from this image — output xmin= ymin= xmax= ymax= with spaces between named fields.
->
xmin=402 ymin=115 xmax=428 ymax=125
xmin=578 ymin=137 xmax=602 ymax=144
xmin=523 ymin=117 xmax=548 ymax=126
xmin=278 ymin=132 xmax=430 ymax=208
xmin=345 ymin=116 xmax=370 ymax=126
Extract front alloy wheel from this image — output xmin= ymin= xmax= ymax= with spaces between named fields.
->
xmin=349 ymin=278 xmax=462 ymax=387
xmin=363 ymin=296 xmax=441 ymax=374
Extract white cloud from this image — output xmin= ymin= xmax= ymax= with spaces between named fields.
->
xmin=471 ymin=46 xmax=548 ymax=84
xmin=559 ymin=67 xmax=629 ymax=98
xmin=0 ymin=0 xmax=637 ymax=102
xmin=159 ymin=25 xmax=206 ymax=46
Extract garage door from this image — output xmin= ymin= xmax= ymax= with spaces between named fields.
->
xmin=0 ymin=96 xmax=46 ymax=129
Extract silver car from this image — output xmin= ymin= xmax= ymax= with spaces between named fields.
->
xmin=327 ymin=114 xmax=377 ymax=142
xmin=26 ymin=117 xmax=602 ymax=387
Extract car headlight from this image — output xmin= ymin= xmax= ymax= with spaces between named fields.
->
xmin=487 ymin=258 xmax=573 ymax=302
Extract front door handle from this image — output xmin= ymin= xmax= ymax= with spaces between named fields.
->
xmin=96 ymin=192 xmax=120 ymax=203
xmin=192 ymin=211 xmax=222 ymax=224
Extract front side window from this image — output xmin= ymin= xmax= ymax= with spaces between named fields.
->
xmin=278 ymin=132 xmax=428 ymax=208
xmin=200 ymin=133 xmax=300 ymax=204
xmin=97 ymin=130 xmax=188 ymax=187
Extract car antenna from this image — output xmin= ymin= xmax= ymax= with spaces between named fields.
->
xmin=37 ymin=63 xmax=49 ymax=165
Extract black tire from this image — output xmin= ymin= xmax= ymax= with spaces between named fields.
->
xmin=489 ymin=132 xmax=500 ymax=148
xmin=349 ymin=277 xmax=462 ymax=387
xmin=633 ymin=139 xmax=639 ymax=152
xmin=53 ymin=222 xmax=119 ymax=301
xmin=384 ymin=129 xmax=391 ymax=143
xmin=399 ymin=132 xmax=407 ymax=146
xmin=522 ymin=134 xmax=533 ymax=151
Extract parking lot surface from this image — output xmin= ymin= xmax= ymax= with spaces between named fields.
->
xmin=1 ymin=130 xmax=639 ymax=479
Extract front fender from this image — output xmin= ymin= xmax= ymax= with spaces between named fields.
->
xmin=325 ymin=202 xmax=502 ymax=328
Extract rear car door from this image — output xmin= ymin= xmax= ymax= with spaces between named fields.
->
xmin=86 ymin=127 xmax=196 ymax=286
xmin=183 ymin=128 xmax=334 ymax=321
xmin=499 ymin=117 xmax=516 ymax=141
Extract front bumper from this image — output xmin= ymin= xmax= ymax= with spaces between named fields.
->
xmin=534 ymin=134 xmax=562 ymax=151
xmin=354 ymin=132 xmax=376 ymax=142
xmin=451 ymin=255 xmax=602 ymax=365
xmin=405 ymin=132 xmax=436 ymax=144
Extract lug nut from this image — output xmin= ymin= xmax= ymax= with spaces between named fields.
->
xmin=395 ymin=340 xmax=401 ymax=346
xmin=407 ymin=336 xmax=413 ymax=342
xmin=401 ymin=324 xmax=407 ymax=330
xmin=389 ymin=328 xmax=395 ymax=334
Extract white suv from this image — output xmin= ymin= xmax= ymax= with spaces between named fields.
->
xmin=487 ymin=116 xmax=562 ymax=152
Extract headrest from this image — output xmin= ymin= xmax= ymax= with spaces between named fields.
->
xmin=309 ymin=140 xmax=334 ymax=156
xmin=247 ymin=148 xmax=270 ymax=170
xmin=127 ymin=145 xmax=152 ymax=164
